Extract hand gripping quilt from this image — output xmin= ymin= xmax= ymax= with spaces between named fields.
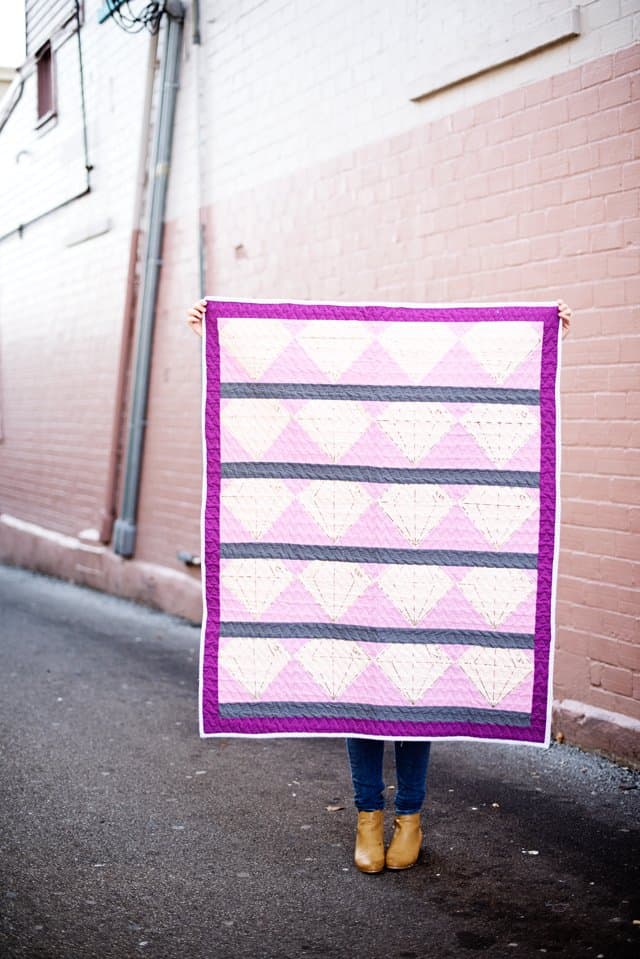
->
xmin=199 ymin=297 xmax=561 ymax=746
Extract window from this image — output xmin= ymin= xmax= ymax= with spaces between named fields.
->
xmin=36 ymin=41 xmax=56 ymax=124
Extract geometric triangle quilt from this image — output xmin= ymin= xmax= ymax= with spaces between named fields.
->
xmin=199 ymin=297 xmax=562 ymax=746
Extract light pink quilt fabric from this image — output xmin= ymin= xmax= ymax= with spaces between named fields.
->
xmin=200 ymin=298 xmax=561 ymax=745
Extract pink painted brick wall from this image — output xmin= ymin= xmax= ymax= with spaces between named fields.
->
xmin=1 ymin=10 xmax=637 ymax=735
xmin=143 ymin=43 xmax=639 ymax=722
xmin=0 ymin=16 xmax=151 ymax=538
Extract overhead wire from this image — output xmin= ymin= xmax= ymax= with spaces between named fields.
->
xmin=107 ymin=1 xmax=167 ymax=35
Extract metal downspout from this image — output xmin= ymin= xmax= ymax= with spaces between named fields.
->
xmin=99 ymin=26 xmax=159 ymax=544
xmin=113 ymin=2 xmax=185 ymax=557
xmin=192 ymin=0 xmax=207 ymax=298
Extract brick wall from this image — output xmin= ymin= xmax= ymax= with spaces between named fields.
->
xmin=0 ymin=13 xmax=150 ymax=536
xmin=149 ymin=39 xmax=640 ymax=739
xmin=0 ymin=1 xmax=638 ymax=757
xmin=176 ymin=0 xmax=640 ymax=204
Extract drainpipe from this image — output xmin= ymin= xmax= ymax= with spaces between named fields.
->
xmin=113 ymin=0 xmax=185 ymax=558
xmin=99 ymin=26 xmax=159 ymax=543
xmin=192 ymin=0 xmax=207 ymax=299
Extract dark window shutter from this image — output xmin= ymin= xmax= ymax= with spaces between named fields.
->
xmin=36 ymin=41 xmax=54 ymax=119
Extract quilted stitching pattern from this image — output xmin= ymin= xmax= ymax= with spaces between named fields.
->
xmin=200 ymin=299 xmax=560 ymax=745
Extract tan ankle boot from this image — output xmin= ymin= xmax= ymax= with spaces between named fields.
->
xmin=385 ymin=813 xmax=422 ymax=869
xmin=354 ymin=810 xmax=385 ymax=873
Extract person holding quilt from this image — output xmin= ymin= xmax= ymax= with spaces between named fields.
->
xmin=186 ymin=296 xmax=572 ymax=874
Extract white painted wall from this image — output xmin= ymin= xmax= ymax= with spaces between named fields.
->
xmin=178 ymin=0 xmax=639 ymax=202
xmin=0 ymin=10 xmax=155 ymax=237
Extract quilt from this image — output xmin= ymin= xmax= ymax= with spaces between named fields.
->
xmin=199 ymin=297 xmax=561 ymax=746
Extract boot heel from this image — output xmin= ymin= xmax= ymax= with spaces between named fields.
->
xmin=385 ymin=813 xmax=422 ymax=870
xmin=354 ymin=810 xmax=385 ymax=873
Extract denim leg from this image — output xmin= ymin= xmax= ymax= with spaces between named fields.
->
xmin=394 ymin=740 xmax=432 ymax=814
xmin=345 ymin=738 xmax=386 ymax=811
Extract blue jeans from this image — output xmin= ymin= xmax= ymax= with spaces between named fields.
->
xmin=346 ymin=738 xmax=432 ymax=815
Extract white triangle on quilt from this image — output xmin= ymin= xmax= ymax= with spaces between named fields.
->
xmin=459 ymin=487 xmax=538 ymax=548
xmin=460 ymin=404 xmax=538 ymax=467
xmin=458 ymin=568 xmax=535 ymax=628
xmin=296 ymin=639 xmax=371 ymax=699
xmin=295 ymin=319 xmax=373 ymax=381
xmin=220 ymin=636 xmax=290 ymax=698
xmin=296 ymin=400 xmax=371 ymax=462
xmin=376 ymin=644 xmax=451 ymax=704
xmin=297 ymin=480 xmax=373 ymax=541
xmin=376 ymin=403 xmax=455 ymax=464
xmin=378 ymin=485 xmax=454 ymax=546
xmin=222 ymin=398 xmax=291 ymax=459
xmin=463 ymin=321 xmax=542 ymax=384
xmin=219 ymin=317 xmax=293 ymax=380
xmin=457 ymin=647 xmax=533 ymax=706
xmin=221 ymin=558 xmax=293 ymax=617
xmin=377 ymin=322 xmax=457 ymax=383
xmin=221 ymin=478 xmax=294 ymax=539
xmin=377 ymin=566 xmax=453 ymax=626
xmin=299 ymin=561 xmax=372 ymax=621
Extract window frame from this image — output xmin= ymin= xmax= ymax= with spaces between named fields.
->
xmin=34 ymin=39 xmax=57 ymax=128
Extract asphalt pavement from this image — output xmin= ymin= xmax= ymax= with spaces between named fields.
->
xmin=0 ymin=564 xmax=638 ymax=959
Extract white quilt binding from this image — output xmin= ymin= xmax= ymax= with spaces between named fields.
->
xmin=199 ymin=297 xmax=562 ymax=746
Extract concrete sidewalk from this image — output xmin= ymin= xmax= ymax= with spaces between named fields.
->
xmin=0 ymin=564 xmax=638 ymax=959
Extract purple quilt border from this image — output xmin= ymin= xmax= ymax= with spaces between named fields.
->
xmin=200 ymin=299 xmax=560 ymax=744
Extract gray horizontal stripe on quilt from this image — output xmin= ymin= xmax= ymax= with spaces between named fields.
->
xmin=219 ymin=622 xmax=535 ymax=648
xmin=221 ymin=462 xmax=540 ymax=487
xmin=219 ymin=702 xmax=531 ymax=726
xmin=219 ymin=542 xmax=537 ymax=568
xmin=220 ymin=382 xmax=540 ymax=404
